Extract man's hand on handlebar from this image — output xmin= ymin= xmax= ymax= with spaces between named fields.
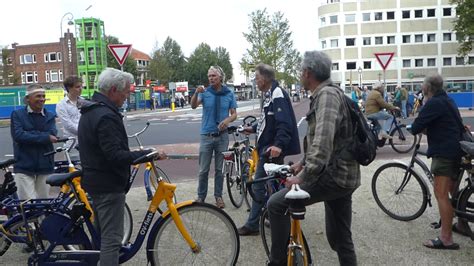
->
xmin=239 ymin=126 xmax=254 ymax=135
xmin=290 ymin=161 xmax=304 ymax=175
xmin=285 ymin=175 xmax=303 ymax=188
xmin=144 ymin=149 xmax=168 ymax=160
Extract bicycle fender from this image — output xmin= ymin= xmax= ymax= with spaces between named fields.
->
xmin=145 ymin=200 xmax=195 ymax=262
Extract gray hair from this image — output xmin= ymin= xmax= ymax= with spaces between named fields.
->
xmin=424 ymin=73 xmax=444 ymax=95
xmin=372 ymin=81 xmax=384 ymax=91
xmin=208 ymin=65 xmax=225 ymax=83
xmin=255 ymin=63 xmax=275 ymax=81
xmin=97 ymin=68 xmax=134 ymax=93
xmin=301 ymin=51 xmax=332 ymax=82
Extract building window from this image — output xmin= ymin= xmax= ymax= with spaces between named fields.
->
xmin=345 ymin=14 xmax=355 ymax=23
xmin=346 ymin=38 xmax=355 ymax=46
xmin=387 ymin=11 xmax=395 ymax=20
xmin=403 ymin=59 xmax=411 ymax=68
xmin=427 ymin=58 xmax=436 ymax=66
xmin=346 ymin=62 xmax=356 ymax=70
xmin=415 ymin=59 xmax=423 ymax=67
xmin=88 ymin=48 xmax=95 ymax=64
xmin=387 ymin=36 xmax=395 ymax=44
xmin=332 ymin=63 xmax=339 ymax=71
xmin=456 ymin=57 xmax=465 ymax=65
xmin=427 ymin=34 xmax=436 ymax=42
xmin=402 ymin=10 xmax=410 ymax=19
xmin=362 ymin=13 xmax=371 ymax=21
xmin=443 ymin=8 xmax=451 ymax=16
xmin=44 ymin=52 xmax=58 ymax=62
xmin=364 ymin=61 xmax=371 ymax=69
xmin=45 ymin=71 xmax=50 ymax=82
xmin=363 ymin=37 xmax=371 ymax=45
xmin=443 ymin=57 xmax=452 ymax=66
xmin=374 ymin=12 xmax=383 ymax=21
xmin=331 ymin=39 xmax=339 ymax=48
xmin=330 ymin=15 xmax=338 ymax=24
xmin=320 ymin=17 xmax=326 ymax=26
xmin=414 ymin=10 xmax=423 ymax=18
xmin=59 ymin=70 xmax=63 ymax=81
xmin=50 ymin=70 xmax=59 ymax=82
xmin=415 ymin=34 xmax=423 ymax=43
xmin=20 ymin=54 xmax=36 ymax=64
xmin=469 ymin=57 xmax=474 ymax=65
xmin=57 ymin=52 xmax=62 ymax=62
xmin=322 ymin=40 xmax=327 ymax=49
xmin=427 ymin=9 xmax=435 ymax=17
xmin=375 ymin=36 xmax=383 ymax=45
xmin=25 ymin=71 xmax=35 ymax=83
xmin=443 ymin=32 xmax=452 ymax=41
xmin=402 ymin=35 xmax=411 ymax=43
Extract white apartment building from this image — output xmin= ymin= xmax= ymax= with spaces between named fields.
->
xmin=318 ymin=0 xmax=474 ymax=93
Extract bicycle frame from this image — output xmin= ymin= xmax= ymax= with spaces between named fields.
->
xmin=288 ymin=219 xmax=309 ymax=266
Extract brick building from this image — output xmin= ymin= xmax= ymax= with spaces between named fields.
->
xmin=130 ymin=48 xmax=151 ymax=86
xmin=1 ymin=31 xmax=77 ymax=89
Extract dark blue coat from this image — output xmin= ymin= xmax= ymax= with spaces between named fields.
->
xmin=253 ymin=81 xmax=300 ymax=157
xmin=10 ymin=107 xmax=57 ymax=175
xmin=411 ymin=91 xmax=463 ymax=160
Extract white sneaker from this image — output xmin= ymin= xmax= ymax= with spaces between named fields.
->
xmin=379 ymin=131 xmax=392 ymax=139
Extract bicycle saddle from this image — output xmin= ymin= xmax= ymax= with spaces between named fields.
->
xmin=46 ymin=170 xmax=82 ymax=187
xmin=264 ymin=163 xmax=290 ymax=175
xmin=285 ymin=184 xmax=310 ymax=200
xmin=460 ymin=141 xmax=474 ymax=156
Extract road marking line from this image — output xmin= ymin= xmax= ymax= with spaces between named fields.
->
xmin=150 ymin=122 xmax=169 ymax=125
xmin=186 ymin=121 xmax=201 ymax=124
xmin=163 ymin=118 xmax=173 ymax=121
xmin=297 ymin=117 xmax=306 ymax=127
xmin=4 ymin=154 xmax=13 ymax=157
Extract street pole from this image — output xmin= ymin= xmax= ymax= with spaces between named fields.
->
xmin=60 ymin=12 xmax=74 ymax=82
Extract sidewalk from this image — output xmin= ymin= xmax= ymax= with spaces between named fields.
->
xmin=2 ymin=157 xmax=473 ymax=265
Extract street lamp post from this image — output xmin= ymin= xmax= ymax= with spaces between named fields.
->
xmin=60 ymin=12 xmax=74 ymax=82
xmin=358 ymin=66 xmax=363 ymax=88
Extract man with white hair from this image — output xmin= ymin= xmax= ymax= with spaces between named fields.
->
xmin=190 ymin=65 xmax=237 ymax=208
xmin=10 ymin=84 xmax=58 ymax=201
xmin=365 ymin=82 xmax=400 ymax=139
xmin=78 ymin=68 xmax=154 ymax=265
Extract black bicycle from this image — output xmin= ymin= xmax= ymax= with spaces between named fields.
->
xmin=372 ymin=137 xmax=474 ymax=238
xmin=367 ymin=109 xmax=417 ymax=153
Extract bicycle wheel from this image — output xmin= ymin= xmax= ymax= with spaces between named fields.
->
xmin=372 ymin=163 xmax=428 ymax=221
xmin=225 ymin=160 xmax=245 ymax=208
xmin=389 ymin=125 xmax=417 ymax=153
xmin=290 ymin=248 xmax=305 ymax=266
xmin=260 ymin=208 xmax=272 ymax=258
xmin=147 ymin=202 xmax=240 ymax=265
xmin=1 ymin=213 xmax=49 ymax=255
xmin=241 ymin=162 xmax=252 ymax=210
xmin=457 ymin=186 xmax=474 ymax=232
xmin=148 ymin=164 xmax=177 ymax=204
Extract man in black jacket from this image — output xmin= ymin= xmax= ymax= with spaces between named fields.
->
xmin=78 ymin=68 xmax=151 ymax=265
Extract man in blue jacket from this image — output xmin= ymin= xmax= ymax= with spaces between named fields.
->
xmin=10 ymin=84 xmax=58 ymax=200
xmin=237 ymin=63 xmax=300 ymax=235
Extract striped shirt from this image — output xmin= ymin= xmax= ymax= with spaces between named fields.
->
xmin=300 ymin=80 xmax=361 ymax=189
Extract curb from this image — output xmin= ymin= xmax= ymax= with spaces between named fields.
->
xmin=167 ymin=154 xmax=199 ymax=160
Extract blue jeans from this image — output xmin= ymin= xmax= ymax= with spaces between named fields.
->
xmin=245 ymin=155 xmax=284 ymax=231
xmin=197 ymin=134 xmax=229 ymax=199
xmin=401 ymin=100 xmax=407 ymax=118
xmin=367 ymin=111 xmax=394 ymax=133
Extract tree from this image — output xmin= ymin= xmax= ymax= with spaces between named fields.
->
xmin=186 ymin=43 xmax=216 ymax=86
xmin=148 ymin=37 xmax=186 ymax=86
xmin=241 ymin=9 xmax=301 ymax=86
xmin=1 ymin=48 xmax=20 ymax=85
xmin=104 ymin=35 xmax=137 ymax=77
xmin=451 ymin=0 xmax=474 ymax=56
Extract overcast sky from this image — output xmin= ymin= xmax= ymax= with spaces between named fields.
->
xmin=1 ymin=0 xmax=318 ymax=83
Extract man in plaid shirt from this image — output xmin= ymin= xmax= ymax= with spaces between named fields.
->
xmin=267 ymin=51 xmax=360 ymax=266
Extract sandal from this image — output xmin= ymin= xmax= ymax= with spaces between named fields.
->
xmin=423 ymin=237 xmax=460 ymax=250
xmin=452 ymin=222 xmax=470 ymax=237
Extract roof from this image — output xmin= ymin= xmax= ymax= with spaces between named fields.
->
xmin=130 ymin=49 xmax=151 ymax=61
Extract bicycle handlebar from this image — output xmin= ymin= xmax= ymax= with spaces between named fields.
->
xmin=128 ymin=122 xmax=150 ymax=138
xmin=44 ymin=137 xmax=77 ymax=156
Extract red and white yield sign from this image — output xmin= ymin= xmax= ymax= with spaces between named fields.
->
xmin=108 ymin=44 xmax=132 ymax=66
xmin=374 ymin=52 xmax=395 ymax=70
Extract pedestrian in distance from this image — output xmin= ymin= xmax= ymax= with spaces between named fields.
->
xmin=56 ymin=75 xmax=83 ymax=151
xmin=78 ymin=68 xmax=158 ymax=265
xmin=190 ymin=65 xmax=238 ymax=209
xmin=267 ymin=51 xmax=360 ymax=266
xmin=10 ymin=84 xmax=58 ymax=200
xmin=410 ymin=73 xmax=470 ymax=250
xmin=365 ymin=82 xmax=400 ymax=139
xmin=400 ymin=86 xmax=408 ymax=118
xmin=237 ymin=63 xmax=300 ymax=236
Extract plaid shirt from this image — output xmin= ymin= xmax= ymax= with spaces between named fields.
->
xmin=300 ymin=80 xmax=361 ymax=189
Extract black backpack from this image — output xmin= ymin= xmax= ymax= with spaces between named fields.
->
xmin=341 ymin=96 xmax=377 ymax=166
